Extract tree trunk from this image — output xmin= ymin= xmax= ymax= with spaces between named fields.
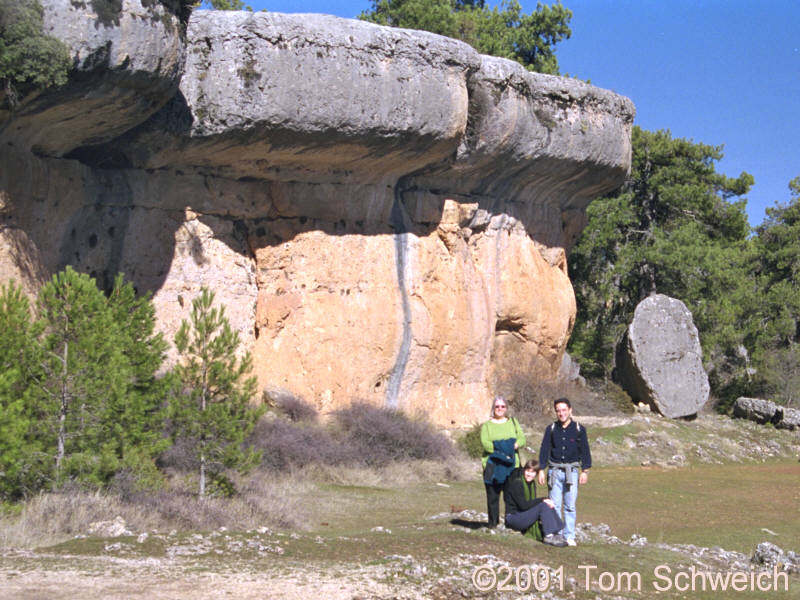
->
xmin=199 ymin=453 xmax=206 ymax=497
xmin=56 ymin=340 xmax=68 ymax=469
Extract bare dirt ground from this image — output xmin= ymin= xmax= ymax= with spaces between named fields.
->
xmin=0 ymin=559 xmax=410 ymax=600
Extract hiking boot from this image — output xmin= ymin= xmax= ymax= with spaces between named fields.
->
xmin=543 ymin=533 xmax=568 ymax=547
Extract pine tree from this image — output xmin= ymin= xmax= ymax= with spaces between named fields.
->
xmin=202 ymin=0 xmax=251 ymax=10
xmin=104 ymin=274 xmax=171 ymax=482
xmin=359 ymin=0 xmax=572 ymax=74
xmin=171 ymin=288 xmax=261 ymax=497
xmin=0 ymin=271 xmax=172 ymax=495
xmin=0 ymin=0 xmax=71 ymax=108
xmin=568 ymin=127 xmax=755 ymax=391
xmin=744 ymin=176 xmax=800 ymax=407
xmin=33 ymin=267 xmax=128 ymax=485
xmin=0 ymin=282 xmax=44 ymax=499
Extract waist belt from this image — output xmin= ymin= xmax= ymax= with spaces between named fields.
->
xmin=547 ymin=460 xmax=581 ymax=490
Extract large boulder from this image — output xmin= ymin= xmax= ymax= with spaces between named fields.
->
xmin=616 ymin=294 xmax=709 ymax=418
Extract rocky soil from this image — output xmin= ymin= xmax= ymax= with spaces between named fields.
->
xmin=2 ymin=515 xmax=797 ymax=599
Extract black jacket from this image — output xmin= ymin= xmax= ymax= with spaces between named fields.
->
xmin=504 ymin=467 xmax=545 ymax=516
xmin=538 ymin=420 xmax=592 ymax=469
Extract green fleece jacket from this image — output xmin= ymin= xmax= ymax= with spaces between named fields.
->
xmin=479 ymin=417 xmax=525 ymax=468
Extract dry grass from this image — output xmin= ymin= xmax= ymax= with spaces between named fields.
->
xmin=0 ymin=471 xmax=315 ymax=548
xmin=303 ymin=455 xmax=476 ymax=488
xmin=0 ymin=451 xmax=476 ymax=549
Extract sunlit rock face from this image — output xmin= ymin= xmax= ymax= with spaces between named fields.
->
xmin=0 ymin=8 xmax=634 ymax=425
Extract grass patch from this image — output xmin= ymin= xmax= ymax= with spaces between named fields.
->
xmin=592 ymin=422 xmax=641 ymax=444
xmin=580 ymin=461 xmax=800 ymax=552
xmin=1 ymin=460 xmax=798 ymax=599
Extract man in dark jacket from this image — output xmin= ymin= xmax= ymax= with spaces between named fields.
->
xmin=537 ymin=397 xmax=592 ymax=546
xmin=504 ymin=460 xmax=567 ymax=546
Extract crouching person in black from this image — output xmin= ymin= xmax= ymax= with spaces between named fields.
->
xmin=505 ymin=459 xmax=568 ymax=547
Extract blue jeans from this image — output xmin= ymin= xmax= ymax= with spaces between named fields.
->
xmin=549 ymin=467 xmax=578 ymax=541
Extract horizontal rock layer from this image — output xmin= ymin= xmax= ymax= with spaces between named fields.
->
xmin=0 ymin=5 xmax=634 ymax=424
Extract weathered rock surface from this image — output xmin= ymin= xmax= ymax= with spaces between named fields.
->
xmin=733 ymin=397 xmax=800 ymax=430
xmin=558 ymin=352 xmax=584 ymax=385
xmin=0 ymin=6 xmax=634 ymax=424
xmin=616 ymin=294 xmax=709 ymax=418
xmin=0 ymin=0 xmax=185 ymax=156
xmin=82 ymin=10 xmax=479 ymax=182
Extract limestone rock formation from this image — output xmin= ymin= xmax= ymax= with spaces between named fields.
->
xmin=733 ymin=397 xmax=800 ymax=431
xmin=558 ymin=352 xmax=585 ymax=386
xmin=0 ymin=0 xmax=185 ymax=156
xmin=616 ymin=294 xmax=709 ymax=418
xmin=0 ymin=6 xmax=634 ymax=425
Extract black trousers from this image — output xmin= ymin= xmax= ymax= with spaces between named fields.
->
xmin=504 ymin=503 xmax=565 ymax=536
xmin=485 ymin=482 xmax=504 ymax=527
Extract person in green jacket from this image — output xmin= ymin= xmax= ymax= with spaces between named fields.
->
xmin=505 ymin=459 xmax=568 ymax=546
xmin=480 ymin=396 xmax=525 ymax=528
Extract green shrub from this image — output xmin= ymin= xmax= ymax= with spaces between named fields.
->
xmin=458 ymin=423 xmax=483 ymax=459
xmin=604 ymin=381 xmax=635 ymax=413
xmin=0 ymin=0 xmax=71 ymax=107
xmin=206 ymin=471 xmax=236 ymax=498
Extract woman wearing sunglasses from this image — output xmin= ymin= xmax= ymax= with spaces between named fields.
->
xmin=480 ymin=396 xmax=525 ymax=529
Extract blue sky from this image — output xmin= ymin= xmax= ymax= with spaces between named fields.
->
xmin=242 ymin=0 xmax=799 ymax=227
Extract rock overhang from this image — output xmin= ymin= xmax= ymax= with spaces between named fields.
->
xmin=37 ymin=8 xmax=635 ymax=205
xmin=0 ymin=3 xmax=637 ymax=423
xmin=0 ymin=0 xmax=185 ymax=156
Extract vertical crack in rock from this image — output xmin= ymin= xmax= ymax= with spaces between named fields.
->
xmin=385 ymin=178 xmax=413 ymax=409
xmin=493 ymin=213 xmax=507 ymax=328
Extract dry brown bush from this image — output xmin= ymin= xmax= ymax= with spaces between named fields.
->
xmin=248 ymin=417 xmax=360 ymax=471
xmin=248 ymin=402 xmax=456 ymax=472
xmin=332 ymin=402 xmax=455 ymax=466
xmin=276 ymin=395 xmax=319 ymax=422
xmin=493 ymin=357 xmax=600 ymax=425
xmin=0 ymin=472 xmax=313 ymax=548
